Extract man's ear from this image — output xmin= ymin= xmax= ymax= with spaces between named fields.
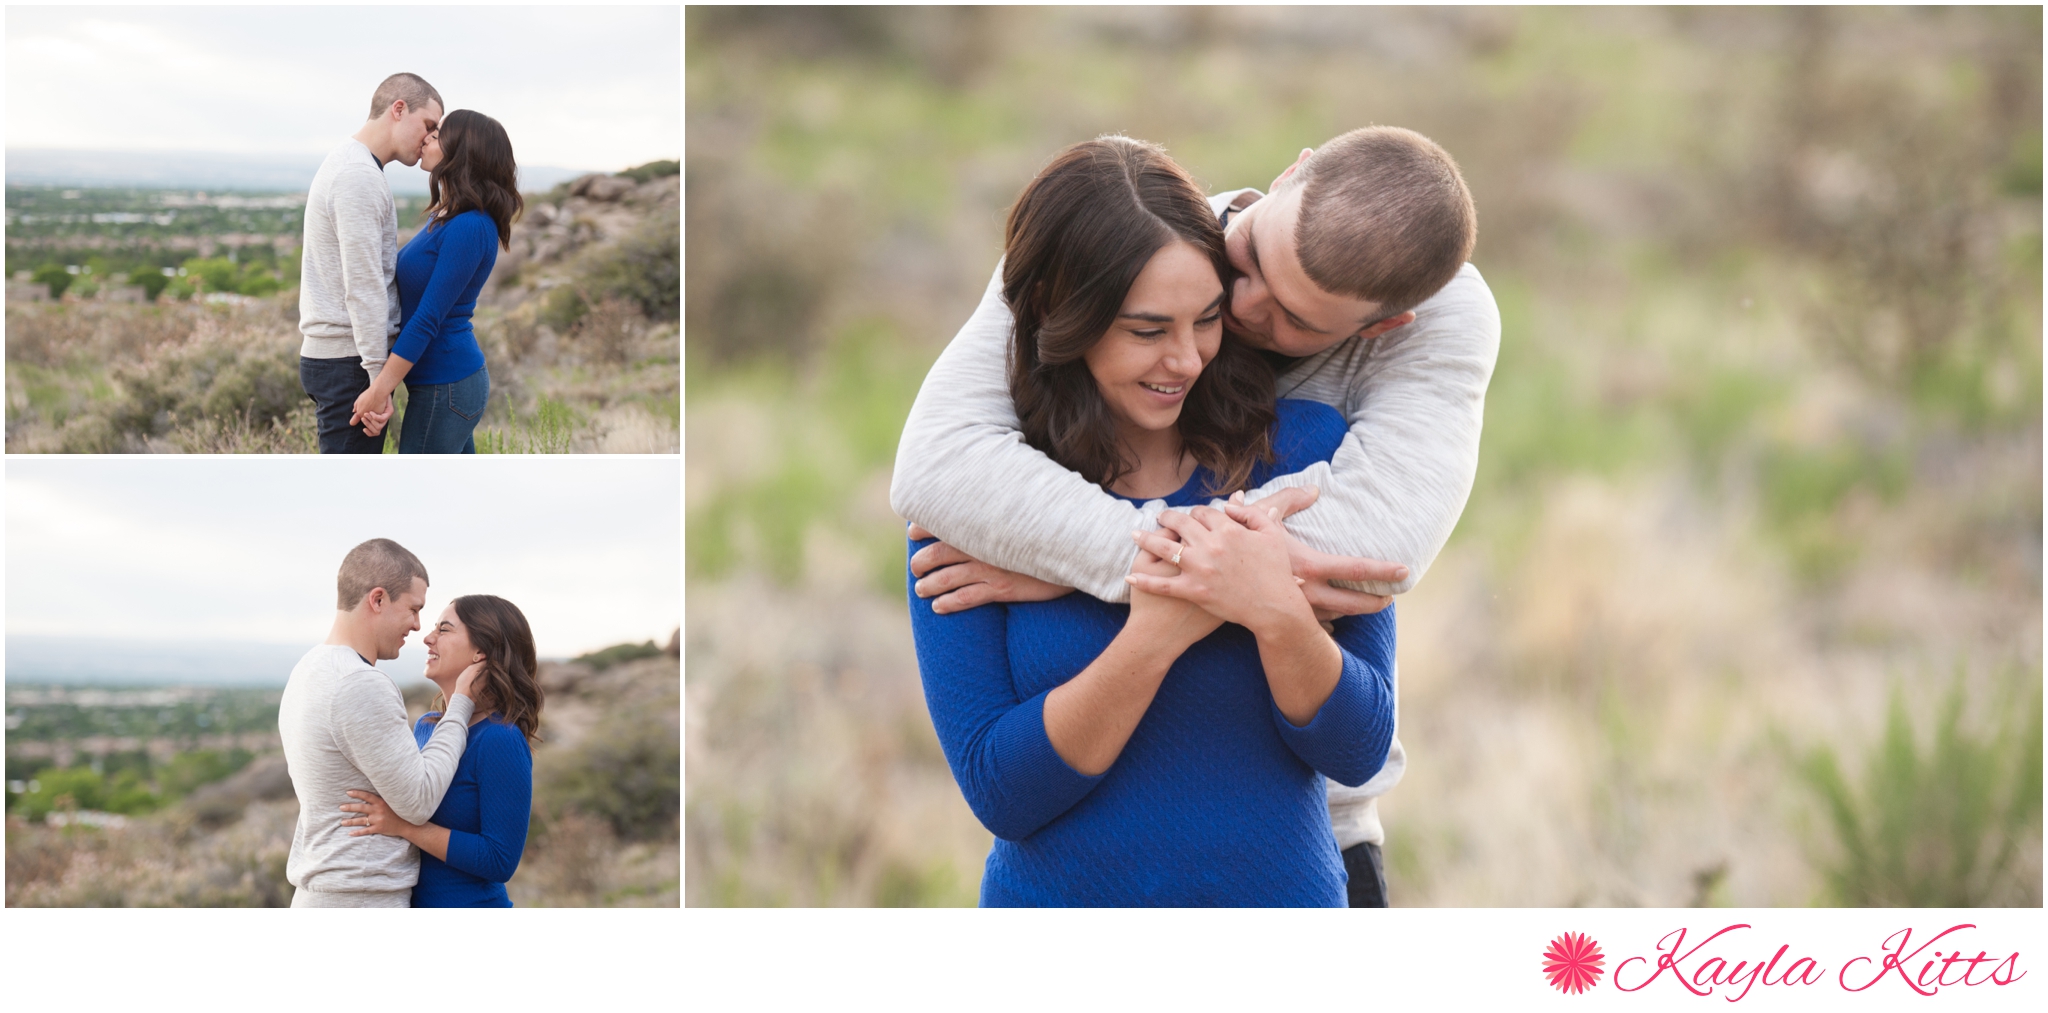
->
xmin=1358 ymin=311 xmax=1417 ymax=341
xmin=1270 ymin=147 xmax=1313 ymax=192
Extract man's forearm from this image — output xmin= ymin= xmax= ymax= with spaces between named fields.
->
xmin=892 ymin=265 xmax=1159 ymax=602
xmin=1241 ymin=264 xmax=1500 ymax=595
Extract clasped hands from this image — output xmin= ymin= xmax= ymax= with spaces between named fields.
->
xmin=908 ymin=485 xmax=1409 ymax=621
xmin=349 ymin=387 xmax=396 ymax=437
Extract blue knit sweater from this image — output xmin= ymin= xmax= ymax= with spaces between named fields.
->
xmin=408 ymin=712 xmax=531 ymax=908
xmin=908 ymin=399 xmax=1396 ymax=907
xmin=392 ymin=209 xmax=496 ymax=385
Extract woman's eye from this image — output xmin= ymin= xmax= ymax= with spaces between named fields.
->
xmin=1132 ymin=328 xmax=1165 ymax=339
xmin=1196 ymin=313 xmax=1222 ymax=328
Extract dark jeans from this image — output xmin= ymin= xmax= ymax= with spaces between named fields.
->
xmin=300 ymin=355 xmax=388 ymax=454
xmin=397 ymin=366 xmax=489 ymax=454
xmin=1342 ymin=842 xmax=1389 ymax=908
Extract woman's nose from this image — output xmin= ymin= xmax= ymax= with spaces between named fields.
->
xmin=1162 ymin=329 xmax=1200 ymax=374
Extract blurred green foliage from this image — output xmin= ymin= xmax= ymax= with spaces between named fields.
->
xmin=1796 ymin=672 xmax=2042 ymax=906
xmin=30 ymin=263 xmax=72 ymax=299
xmin=620 ymin=159 xmax=681 ymax=184
xmin=538 ymin=709 xmax=681 ymax=842
xmin=9 ymin=748 xmax=253 ymax=822
xmin=574 ymin=640 xmax=666 ymax=671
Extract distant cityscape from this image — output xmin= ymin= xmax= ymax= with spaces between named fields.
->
xmin=6 ymin=149 xmax=599 ymax=196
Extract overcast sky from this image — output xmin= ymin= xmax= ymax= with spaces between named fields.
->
xmin=4 ymin=5 xmax=680 ymax=172
xmin=7 ymin=457 xmax=680 ymax=662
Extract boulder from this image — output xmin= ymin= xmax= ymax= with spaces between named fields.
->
xmin=570 ymin=174 xmax=637 ymax=203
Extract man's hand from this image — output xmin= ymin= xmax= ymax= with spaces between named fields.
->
xmin=351 ymin=389 xmax=394 ymax=435
xmin=908 ymin=523 xmax=1074 ymax=614
xmin=339 ymin=790 xmax=419 ymax=839
xmin=1225 ymin=486 xmax=1408 ymax=618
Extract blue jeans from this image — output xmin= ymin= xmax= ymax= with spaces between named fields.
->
xmin=300 ymin=356 xmax=388 ymax=454
xmin=397 ymin=366 xmax=490 ymax=454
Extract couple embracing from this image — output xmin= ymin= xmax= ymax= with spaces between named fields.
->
xmin=298 ymin=72 xmax=520 ymax=454
xmin=897 ymin=128 xmax=1498 ymax=906
xmin=278 ymin=538 xmax=543 ymax=907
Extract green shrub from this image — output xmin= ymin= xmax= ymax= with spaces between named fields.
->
xmin=31 ymin=263 xmax=72 ymax=300
xmin=237 ymin=266 xmax=282 ymax=297
xmin=619 ymin=159 xmax=680 ymax=184
xmin=127 ymin=267 xmax=171 ymax=301
xmin=1795 ymin=672 xmax=2043 ymax=906
xmin=164 ymin=278 xmax=195 ymax=302
xmin=541 ymin=286 xmax=589 ymax=332
xmin=539 ymin=710 xmax=681 ymax=841
xmin=181 ymin=257 xmax=239 ymax=293
xmin=573 ymin=641 xmax=665 ymax=671
xmin=158 ymin=748 xmax=253 ymax=797
xmin=585 ymin=218 xmax=680 ymax=322
xmin=14 ymin=767 xmax=107 ymax=821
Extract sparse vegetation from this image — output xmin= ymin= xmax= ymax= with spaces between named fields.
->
xmin=5 ymin=173 xmax=678 ymax=453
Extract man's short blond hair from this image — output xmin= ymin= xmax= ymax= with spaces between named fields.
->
xmin=1283 ymin=126 xmax=1477 ymax=320
xmin=367 ymin=73 xmax=443 ymax=121
xmin=337 ymin=538 xmax=429 ymax=610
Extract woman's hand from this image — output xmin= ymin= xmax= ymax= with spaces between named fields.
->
xmin=340 ymin=790 xmax=419 ymax=840
xmin=453 ymin=659 xmax=485 ymax=701
xmin=1124 ymin=530 xmax=1223 ymax=653
xmin=1128 ymin=504 xmax=1316 ymax=638
xmin=350 ymin=386 xmax=393 ymax=432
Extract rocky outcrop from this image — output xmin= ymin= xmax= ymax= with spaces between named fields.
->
xmin=490 ymin=171 xmax=679 ymax=299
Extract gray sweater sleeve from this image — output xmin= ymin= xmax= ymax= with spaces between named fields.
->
xmin=889 ymin=261 xmax=1500 ymax=601
xmin=329 ymin=674 xmax=476 ymax=824
xmin=889 ymin=264 xmax=1161 ymax=603
xmin=1238 ymin=263 xmax=1501 ymax=594
xmin=330 ymin=165 xmax=393 ymax=378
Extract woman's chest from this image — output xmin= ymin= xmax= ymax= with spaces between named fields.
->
xmin=1005 ymin=599 xmax=1273 ymax=711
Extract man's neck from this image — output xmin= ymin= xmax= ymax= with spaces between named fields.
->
xmin=324 ymin=613 xmax=381 ymax=668
xmin=350 ymin=123 xmax=394 ymax=168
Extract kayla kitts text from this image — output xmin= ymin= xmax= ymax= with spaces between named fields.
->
xmin=1608 ymin=923 xmax=2024 ymax=1001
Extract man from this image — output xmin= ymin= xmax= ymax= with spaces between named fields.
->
xmin=298 ymin=73 xmax=443 ymax=453
xmin=890 ymin=127 xmax=1500 ymax=907
xmin=278 ymin=538 xmax=477 ymax=907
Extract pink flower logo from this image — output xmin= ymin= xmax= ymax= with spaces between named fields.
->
xmin=1543 ymin=932 xmax=1606 ymax=994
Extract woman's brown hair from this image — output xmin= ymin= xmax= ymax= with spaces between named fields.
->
xmin=1004 ymin=136 xmax=1275 ymax=496
xmin=422 ymin=109 xmax=522 ymax=251
xmin=428 ymin=594 xmax=544 ymax=743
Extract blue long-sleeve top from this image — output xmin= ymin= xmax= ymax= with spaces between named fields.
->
xmin=408 ymin=712 xmax=531 ymax=907
xmin=391 ymin=209 xmax=496 ymax=385
xmin=908 ymin=399 xmax=1396 ymax=907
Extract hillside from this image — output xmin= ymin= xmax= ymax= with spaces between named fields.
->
xmin=4 ymin=162 xmax=678 ymax=454
xmin=4 ymin=640 xmax=680 ymax=907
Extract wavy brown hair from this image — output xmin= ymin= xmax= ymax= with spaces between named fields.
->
xmin=1004 ymin=136 xmax=1275 ymax=496
xmin=422 ymin=109 xmax=522 ymax=251
xmin=428 ymin=594 xmax=544 ymax=743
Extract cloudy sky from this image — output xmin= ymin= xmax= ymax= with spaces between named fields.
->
xmin=4 ymin=5 xmax=680 ymax=172
xmin=7 ymin=457 xmax=680 ymax=662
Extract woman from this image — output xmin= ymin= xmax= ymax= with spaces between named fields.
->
xmin=338 ymin=595 xmax=544 ymax=907
xmin=907 ymin=136 xmax=1396 ymax=906
xmin=351 ymin=110 xmax=522 ymax=453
